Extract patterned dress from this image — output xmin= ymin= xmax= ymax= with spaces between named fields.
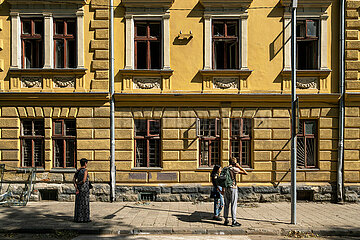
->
xmin=74 ymin=168 xmax=90 ymax=222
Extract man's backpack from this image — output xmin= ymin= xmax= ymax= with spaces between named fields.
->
xmin=217 ymin=167 xmax=233 ymax=188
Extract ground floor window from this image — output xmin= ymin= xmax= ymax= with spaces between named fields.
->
xmin=297 ymin=119 xmax=317 ymax=168
xmin=198 ymin=119 xmax=221 ymax=167
xmin=230 ymin=118 xmax=252 ymax=168
xmin=21 ymin=119 xmax=44 ymax=167
xmin=53 ymin=119 xmax=76 ymax=168
xmin=135 ymin=119 xmax=161 ymax=167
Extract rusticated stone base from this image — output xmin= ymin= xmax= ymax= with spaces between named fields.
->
xmin=1 ymin=183 xmax=359 ymax=203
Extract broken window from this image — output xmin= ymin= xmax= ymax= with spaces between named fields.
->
xmin=53 ymin=119 xmax=76 ymax=168
xmin=297 ymin=119 xmax=317 ymax=168
xmin=297 ymin=20 xmax=319 ymax=70
xmin=197 ymin=119 xmax=221 ymax=167
xmin=135 ymin=119 xmax=161 ymax=167
xmin=134 ymin=21 xmax=161 ymax=69
xmin=230 ymin=118 xmax=251 ymax=168
xmin=21 ymin=119 xmax=44 ymax=167
xmin=212 ymin=20 xmax=239 ymax=69
xmin=21 ymin=18 xmax=44 ymax=68
xmin=54 ymin=19 xmax=77 ymax=68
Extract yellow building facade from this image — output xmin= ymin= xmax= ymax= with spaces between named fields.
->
xmin=0 ymin=0 xmax=358 ymax=202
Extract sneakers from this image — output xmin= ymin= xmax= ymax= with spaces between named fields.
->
xmin=213 ymin=216 xmax=222 ymax=221
xmin=231 ymin=221 xmax=241 ymax=227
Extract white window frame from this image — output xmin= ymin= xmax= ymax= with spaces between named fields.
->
xmin=283 ymin=8 xmax=328 ymax=71
xmin=124 ymin=12 xmax=170 ymax=70
xmin=203 ymin=12 xmax=248 ymax=70
xmin=10 ymin=8 xmax=84 ymax=69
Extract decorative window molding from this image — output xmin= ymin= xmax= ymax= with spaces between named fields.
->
xmin=213 ymin=77 xmax=239 ymax=89
xmin=9 ymin=1 xmax=85 ymax=70
xmin=53 ymin=76 xmax=76 ymax=88
xmin=133 ymin=77 xmax=161 ymax=89
xmin=296 ymin=77 xmax=318 ymax=89
xmin=21 ymin=76 xmax=42 ymax=88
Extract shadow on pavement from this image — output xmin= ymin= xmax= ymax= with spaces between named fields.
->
xmin=173 ymin=211 xmax=225 ymax=226
xmin=238 ymin=217 xmax=289 ymax=225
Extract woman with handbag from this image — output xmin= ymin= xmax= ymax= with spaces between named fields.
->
xmin=211 ymin=165 xmax=224 ymax=221
xmin=73 ymin=158 xmax=91 ymax=223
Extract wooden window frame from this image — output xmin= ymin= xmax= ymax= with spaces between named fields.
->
xmin=20 ymin=119 xmax=44 ymax=168
xmin=212 ymin=20 xmax=239 ymax=70
xmin=53 ymin=19 xmax=77 ymax=68
xmin=230 ymin=118 xmax=251 ymax=168
xmin=21 ymin=18 xmax=44 ymax=69
xmin=296 ymin=19 xmax=319 ymax=70
xmin=52 ymin=119 xmax=76 ymax=168
xmin=134 ymin=21 xmax=162 ymax=70
xmin=297 ymin=119 xmax=318 ymax=169
xmin=134 ymin=119 xmax=161 ymax=168
xmin=198 ymin=118 xmax=221 ymax=167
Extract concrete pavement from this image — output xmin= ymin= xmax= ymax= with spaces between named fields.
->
xmin=0 ymin=202 xmax=359 ymax=237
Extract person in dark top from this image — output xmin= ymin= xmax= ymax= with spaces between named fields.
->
xmin=73 ymin=158 xmax=90 ymax=223
xmin=211 ymin=165 xmax=224 ymax=221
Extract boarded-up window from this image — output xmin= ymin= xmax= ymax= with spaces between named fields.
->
xmin=230 ymin=118 xmax=251 ymax=168
xmin=135 ymin=119 xmax=161 ymax=167
xmin=198 ymin=119 xmax=221 ymax=167
xmin=21 ymin=119 xmax=44 ymax=167
xmin=297 ymin=119 xmax=317 ymax=168
xmin=212 ymin=20 xmax=239 ymax=69
xmin=21 ymin=18 xmax=44 ymax=68
xmin=53 ymin=119 xmax=76 ymax=168
xmin=297 ymin=20 xmax=319 ymax=70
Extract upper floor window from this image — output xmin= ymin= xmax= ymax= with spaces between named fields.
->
xmin=21 ymin=18 xmax=44 ymax=69
xmin=230 ymin=118 xmax=251 ymax=168
xmin=297 ymin=20 xmax=319 ymax=70
xmin=21 ymin=119 xmax=44 ymax=168
xmin=212 ymin=20 xmax=239 ymax=70
xmin=135 ymin=21 xmax=161 ymax=70
xmin=54 ymin=19 xmax=77 ymax=69
xmin=297 ymin=119 xmax=317 ymax=168
xmin=197 ymin=119 xmax=221 ymax=167
xmin=135 ymin=119 xmax=161 ymax=168
xmin=53 ymin=119 xmax=76 ymax=168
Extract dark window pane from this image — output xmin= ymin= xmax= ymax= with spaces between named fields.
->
xmin=241 ymin=140 xmax=250 ymax=166
xmin=136 ymin=139 xmax=147 ymax=167
xmin=136 ymin=23 xmax=147 ymax=36
xmin=149 ymin=139 xmax=160 ymax=167
xmin=65 ymin=120 xmax=76 ymax=136
xmin=297 ymin=41 xmax=318 ymax=70
xmin=306 ymin=138 xmax=315 ymax=167
xmin=22 ymin=20 xmax=31 ymax=34
xmin=243 ymin=119 xmax=251 ymax=136
xmin=305 ymin=121 xmax=316 ymax=135
xmin=210 ymin=141 xmax=220 ymax=165
xmin=66 ymin=139 xmax=75 ymax=167
xmin=231 ymin=140 xmax=240 ymax=160
xmin=150 ymin=23 xmax=161 ymax=37
xmin=34 ymin=139 xmax=43 ymax=167
xmin=135 ymin=119 xmax=147 ymax=136
xmin=34 ymin=20 xmax=43 ymax=35
xmin=227 ymin=41 xmax=238 ymax=69
xmin=306 ymin=20 xmax=317 ymax=37
xmin=231 ymin=119 xmax=240 ymax=136
xmin=67 ymin=40 xmax=76 ymax=68
xmin=297 ymin=21 xmax=306 ymax=38
xmin=23 ymin=139 xmax=32 ymax=167
xmin=149 ymin=120 xmax=160 ymax=135
xmin=36 ymin=40 xmax=43 ymax=68
xmin=24 ymin=41 xmax=32 ymax=68
xmin=200 ymin=140 xmax=209 ymax=166
xmin=56 ymin=21 xmax=64 ymax=35
xmin=297 ymin=137 xmax=306 ymax=167
xmin=227 ymin=22 xmax=238 ymax=36
xmin=67 ymin=20 xmax=76 ymax=35
xmin=136 ymin=41 xmax=147 ymax=69
xmin=213 ymin=22 xmax=224 ymax=37
xmin=214 ymin=41 xmax=225 ymax=69
xmin=54 ymin=139 xmax=64 ymax=167
xmin=23 ymin=121 xmax=32 ymax=136
xmin=56 ymin=40 xmax=64 ymax=68
xmin=34 ymin=120 xmax=44 ymax=136
xmin=54 ymin=121 xmax=62 ymax=135
xmin=150 ymin=41 xmax=161 ymax=69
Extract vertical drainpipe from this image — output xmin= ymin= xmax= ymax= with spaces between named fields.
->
xmin=337 ymin=0 xmax=345 ymax=203
xmin=109 ymin=0 xmax=116 ymax=202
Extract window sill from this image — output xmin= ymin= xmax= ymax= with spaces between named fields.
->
xmin=17 ymin=167 xmax=44 ymax=173
xmin=131 ymin=167 xmax=163 ymax=171
xmin=199 ymin=69 xmax=252 ymax=78
xmin=9 ymin=68 xmax=87 ymax=74
xmin=297 ymin=168 xmax=320 ymax=171
xmin=197 ymin=167 xmax=213 ymax=171
xmin=281 ymin=69 xmax=331 ymax=78
xmin=119 ymin=69 xmax=173 ymax=77
xmin=50 ymin=168 xmax=77 ymax=173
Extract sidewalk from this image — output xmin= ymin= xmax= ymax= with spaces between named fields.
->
xmin=1 ymin=201 xmax=360 ymax=237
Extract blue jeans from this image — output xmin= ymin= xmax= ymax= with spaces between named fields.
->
xmin=213 ymin=186 xmax=224 ymax=217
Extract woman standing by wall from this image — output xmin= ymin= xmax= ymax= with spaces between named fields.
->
xmin=73 ymin=158 xmax=91 ymax=223
xmin=211 ymin=165 xmax=224 ymax=221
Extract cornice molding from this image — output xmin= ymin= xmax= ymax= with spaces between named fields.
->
xmin=200 ymin=0 xmax=252 ymax=8
xmin=122 ymin=0 xmax=174 ymax=8
xmin=0 ymin=92 xmax=109 ymax=102
xmin=281 ymin=0 xmax=332 ymax=8
xmin=7 ymin=0 xmax=86 ymax=4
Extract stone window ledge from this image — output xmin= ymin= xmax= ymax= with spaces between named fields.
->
xmin=9 ymin=68 xmax=87 ymax=75
xmin=119 ymin=69 xmax=173 ymax=77
xmin=50 ymin=168 xmax=77 ymax=173
xmin=122 ymin=0 xmax=174 ymax=8
xmin=16 ymin=167 xmax=44 ymax=173
xmin=297 ymin=168 xmax=320 ymax=171
xmin=200 ymin=0 xmax=252 ymax=8
xmin=199 ymin=69 xmax=252 ymax=77
xmin=131 ymin=167 xmax=163 ymax=171
xmin=281 ymin=69 xmax=331 ymax=78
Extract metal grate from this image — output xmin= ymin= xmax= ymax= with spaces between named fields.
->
xmin=297 ymin=190 xmax=314 ymax=201
xmin=139 ymin=192 xmax=156 ymax=201
xmin=39 ymin=189 xmax=58 ymax=201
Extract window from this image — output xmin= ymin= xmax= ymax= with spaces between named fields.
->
xmin=230 ymin=118 xmax=251 ymax=168
xmin=54 ymin=19 xmax=77 ymax=68
xmin=135 ymin=119 xmax=161 ymax=167
xmin=297 ymin=120 xmax=317 ymax=168
xmin=297 ymin=20 xmax=319 ymax=70
xmin=21 ymin=119 xmax=44 ymax=167
xmin=134 ymin=21 xmax=162 ymax=70
xmin=21 ymin=18 xmax=44 ymax=69
xmin=212 ymin=20 xmax=239 ymax=69
xmin=53 ymin=120 xmax=76 ymax=168
xmin=197 ymin=119 xmax=221 ymax=167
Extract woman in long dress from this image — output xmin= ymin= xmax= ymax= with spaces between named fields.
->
xmin=73 ymin=158 xmax=90 ymax=222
